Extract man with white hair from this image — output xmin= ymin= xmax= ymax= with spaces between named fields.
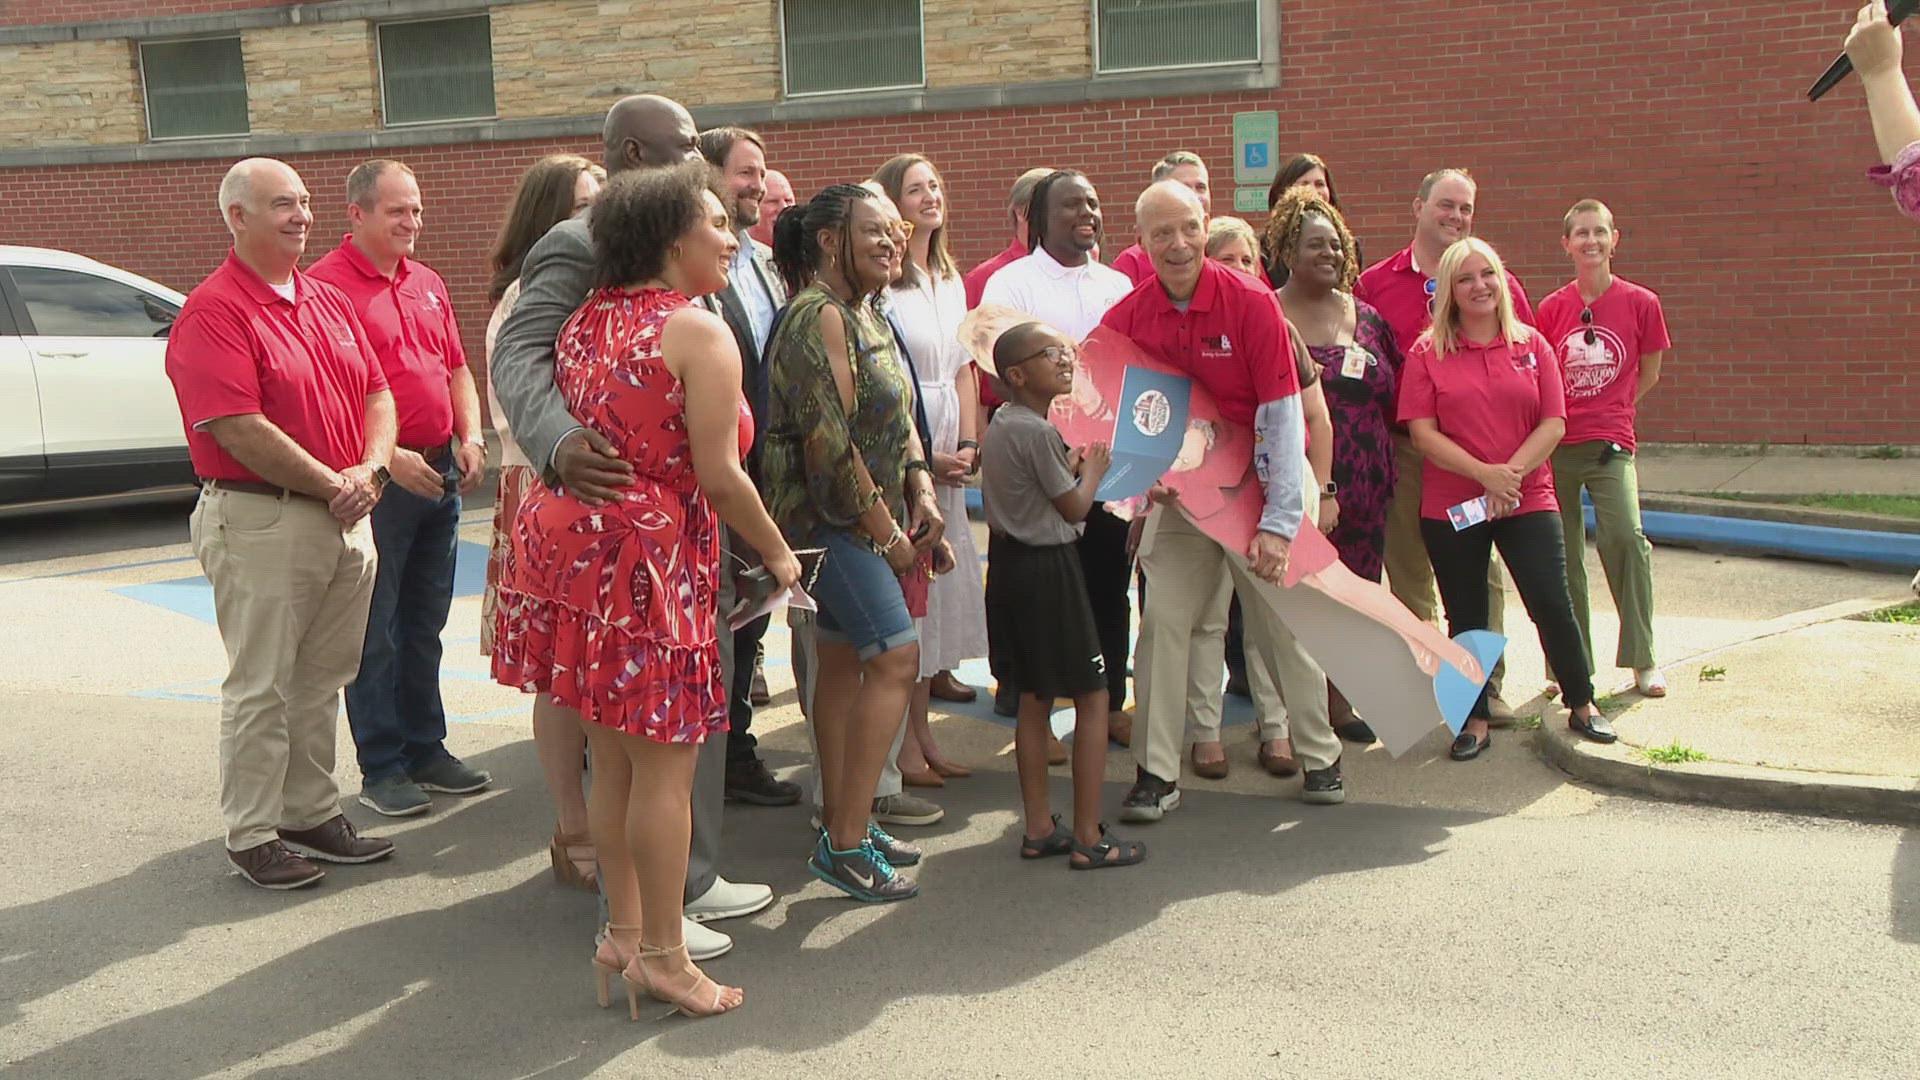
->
xmin=165 ymin=157 xmax=399 ymax=889
xmin=1102 ymin=180 xmax=1346 ymax=821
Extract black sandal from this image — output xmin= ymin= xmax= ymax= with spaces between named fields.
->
xmin=1068 ymin=824 xmax=1147 ymax=870
xmin=1019 ymin=814 xmax=1075 ymax=859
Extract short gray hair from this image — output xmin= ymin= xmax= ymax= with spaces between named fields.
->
xmin=1134 ymin=178 xmax=1204 ymax=220
xmin=1150 ymin=151 xmax=1206 ymax=182
xmin=346 ymin=158 xmax=414 ymax=209
xmin=217 ymin=157 xmax=288 ymax=235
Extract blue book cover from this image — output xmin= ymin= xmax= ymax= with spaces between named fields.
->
xmin=1098 ymin=366 xmax=1192 ymax=501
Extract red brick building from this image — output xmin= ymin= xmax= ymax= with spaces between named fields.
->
xmin=1 ymin=0 xmax=1912 ymax=444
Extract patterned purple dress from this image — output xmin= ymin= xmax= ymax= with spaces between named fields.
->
xmin=1308 ymin=300 xmax=1399 ymax=581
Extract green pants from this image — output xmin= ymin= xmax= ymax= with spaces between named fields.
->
xmin=1551 ymin=440 xmax=1656 ymax=671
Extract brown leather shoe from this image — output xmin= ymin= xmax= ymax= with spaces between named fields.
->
xmin=1107 ymin=709 xmax=1134 ymax=748
xmin=1257 ymin=737 xmax=1299 ymax=778
xmin=1047 ymin=733 xmax=1069 ymax=766
xmin=1191 ymin=744 xmax=1229 ymax=780
xmin=279 ymin=814 xmax=394 ymax=864
xmin=229 ymin=840 xmax=326 ymax=890
xmin=928 ymin=671 xmax=978 ymax=703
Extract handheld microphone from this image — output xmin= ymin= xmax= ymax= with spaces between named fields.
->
xmin=1808 ymin=0 xmax=1919 ymax=101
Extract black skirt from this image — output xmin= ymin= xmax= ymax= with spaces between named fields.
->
xmin=986 ymin=532 xmax=1107 ymax=700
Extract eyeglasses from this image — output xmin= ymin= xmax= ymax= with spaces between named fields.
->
xmin=1011 ymin=343 xmax=1077 ymax=369
xmin=890 ymin=220 xmax=915 ymax=241
xmin=1580 ymin=307 xmax=1595 ymax=346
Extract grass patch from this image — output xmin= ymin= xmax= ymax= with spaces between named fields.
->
xmin=1699 ymin=665 xmax=1727 ymax=682
xmin=1864 ymin=603 xmax=1920 ymax=625
xmin=1512 ymin=714 xmax=1542 ymax=731
xmin=1685 ymin=491 xmax=1920 ymax=520
xmin=1859 ymin=444 xmax=1907 ymax=460
xmin=1640 ymin=741 xmax=1709 ymax=765
xmin=1592 ymin=692 xmax=1626 ymax=713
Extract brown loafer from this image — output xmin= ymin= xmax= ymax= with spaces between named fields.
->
xmin=901 ymin=767 xmax=946 ymax=788
xmin=1257 ymin=737 xmax=1299 ymax=778
xmin=929 ymin=672 xmax=978 ymax=703
xmin=1191 ymin=744 xmax=1229 ymax=780
xmin=1047 ymin=733 xmax=1069 ymax=766
xmin=278 ymin=814 xmax=393 ymax=864
xmin=1107 ymin=709 xmax=1134 ymax=748
xmin=229 ymin=840 xmax=326 ymax=890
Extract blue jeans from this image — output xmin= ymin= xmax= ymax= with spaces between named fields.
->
xmin=808 ymin=529 xmax=917 ymax=661
xmin=344 ymin=455 xmax=459 ymax=782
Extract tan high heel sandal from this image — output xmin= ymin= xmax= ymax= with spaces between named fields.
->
xmin=592 ymin=923 xmax=641 ymax=1009
xmin=550 ymin=830 xmax=597 ymax=891
xmin=622 ymin=942 xmax=743 ymax=1019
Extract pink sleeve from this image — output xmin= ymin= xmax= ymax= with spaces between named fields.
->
xmin=1868 ymin=140 xmax=1920 ymax=221
xmin=1533 ymin=334 xmax=1566 ymax=420
xmin=1639 ymin=291 xmax=1672 ymax=353
xmin=1507 ymin=272 xmax=1537 ymax=327
xmin=1396 ymin=343 xmax=1437 ymax=423
xmin=167 ymin=302 xmax=261 ymax=427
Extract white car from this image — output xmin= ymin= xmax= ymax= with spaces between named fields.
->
xmin=0 ymin=245 xmax=193 ymax=504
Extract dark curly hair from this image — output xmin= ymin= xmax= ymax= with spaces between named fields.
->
xmin=1261 ymin=189 xmax=1358 ymax=294
xmin=589 ymin=159 xmax=723 ymax=289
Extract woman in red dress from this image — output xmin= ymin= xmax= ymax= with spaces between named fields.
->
xmin=492 ymin=161 xmax=798 ymax=1019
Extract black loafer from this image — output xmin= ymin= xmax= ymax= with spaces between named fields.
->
xmin=1450 ymin=730 xmax=1490 ymax=761
xmin=1334 ymin=719 xmax=1377 ymax=744
xmin=1569 ymin=712 xmax=1618 ymax=744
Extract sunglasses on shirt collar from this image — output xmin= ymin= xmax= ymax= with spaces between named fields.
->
xmin=1580 ymin=307 xmax=1596 ymax=346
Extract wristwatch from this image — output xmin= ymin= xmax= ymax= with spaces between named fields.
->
xmin=373 ymin=464 xmax=391 ymax=490
xmin=1320 ymin=480 xmax=1339 ymax=498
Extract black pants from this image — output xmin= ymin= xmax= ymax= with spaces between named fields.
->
xmin=725 ymin=613 xmax=770 ymax=766
xmin=1076 ymin=505 xmax=1133 ymax=703
xmin=1420 ymin=510 xmax=1593 ymax=717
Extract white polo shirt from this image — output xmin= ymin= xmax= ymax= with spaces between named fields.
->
xmin=978 ymin=245 xmax=1134 ymax=342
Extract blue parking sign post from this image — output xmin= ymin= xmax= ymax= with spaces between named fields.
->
xmin=1232 ymin=110 xmax=1280 ymax=188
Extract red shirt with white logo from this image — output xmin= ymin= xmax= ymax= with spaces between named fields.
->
xmin=1109 ymin=243 xmax=1154 ymax=285
xmin=1396 ymin=328 xmax=1565 ymax=520
xmin=308 ymin=236 xmax=467 ymax=447
xmin=1356 ymin=242 xmax=1537 ymax=390
xmin=166 ymin=251 xmax=388 ymax=482
xmin=1534 ymin=277 xmax=1670 ymax=451
xmin=1100 ymin=258 xmax=1299 ymax=427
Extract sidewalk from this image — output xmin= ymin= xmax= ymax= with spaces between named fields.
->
xmin=1636 ymin=443 xmax=1920 ymax=499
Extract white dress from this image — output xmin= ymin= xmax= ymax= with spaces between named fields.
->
xmin=888 ymin=270 xmax=989 ymax=677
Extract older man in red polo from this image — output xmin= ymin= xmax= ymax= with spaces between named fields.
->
xmin=167 ymin=157 xmax=398 ymax=890
xmin=310 ymin=159 xmax=490 ymax=819
xmin=1101 ymin=179 xmax=1346 ymax=823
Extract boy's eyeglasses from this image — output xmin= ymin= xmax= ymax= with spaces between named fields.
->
xmin=1010 ymin=343 xmax=1077 ymax=369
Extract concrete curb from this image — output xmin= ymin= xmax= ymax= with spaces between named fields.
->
xmin=1613 ymin=503 xmax=1920 ymax=570
xmin=1638 ymin=493 xmax=1920 ymax=535
xmin=1535 ymin=720 xmax=1920 ymax=827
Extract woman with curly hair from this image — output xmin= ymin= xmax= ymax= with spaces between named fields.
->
xmin=1266 ymin=189 xmax=1399 ymax=742
xmin=1263 ymin=153 xmax=1357 ymax=287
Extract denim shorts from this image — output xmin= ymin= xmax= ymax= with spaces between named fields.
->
xmin=807 ymin=530 xmax=918 ymax=662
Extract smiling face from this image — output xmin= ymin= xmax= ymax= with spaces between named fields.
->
xmin=1414 ymin=174 xmax=1476 ymax=250
xmin=672 ymin=189 xmax=739 ymax=297
xmin=349 ymin=167 xmax=424 ymax=264
xmin=229 ymin=161 xmax=313 ymax=269
xmin=1449 ymin=251 xmax=1502 ymax=325
xmin=1291 ymin=166 xmax=1330 ymax=202
xmin=822 ymin=196 xmax=897 ymax=295
xmin=1208 ymin=235 xmax=1258 ymax=277
xmin=719 ymin=138 xmax=767 ymax=229
xmin=1165 ymin=161 xmax=1213 ymax=215
xmin=1043 ymin=175 xmax=1102 ymax=260
xmin=1562 ymin=209 xmax=1616 ymax=271
xmin=1284 ymin=213 xmax=1345 ymax=291
xmin=896 ymin=160 xmax=945 ymax=235
xmin=1138 ymin=183 xmax=1206 ymax=299
xmin=1003 ymin=325 xmax=1077 ymax=400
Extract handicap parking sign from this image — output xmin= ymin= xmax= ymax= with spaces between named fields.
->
xmin=1244 ymin=143 xmax=1269 ymax=170
xmin=1232 ymin=111 xmax=1280 ymax=186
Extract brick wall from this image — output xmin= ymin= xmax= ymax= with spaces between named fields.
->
xmin=0 ymin=0 xmax=288 ymax=28
xmin=0 ymin=0 xmax=1912 ymax=443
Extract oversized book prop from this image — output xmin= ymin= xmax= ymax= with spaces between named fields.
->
xmin=962 ymin=306 xmax=1503 ymax=756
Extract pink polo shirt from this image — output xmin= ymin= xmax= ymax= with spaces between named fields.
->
xmin=1397 ymin=328 xmax=1565 ymax=521
xmin=1109 ymin=243 xmax=1154 ymax=285
xmin=1534 ymin=277 xmax=1670 ymax=452
xmin=1356 ymin=242 xmax=1538 ymax=365
xmin=166 ymin=251 xmax=388 ymax=482
xmin=308 ymin=235 xmax=467 ymax=447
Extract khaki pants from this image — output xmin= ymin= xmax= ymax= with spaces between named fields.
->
xmin=1383 ymin=431 xmax=1507 ymax=693
xmin=1135 ymin=496 xmax=1339 ymax=779
xmin=1551 ymin=440 xmax=1656 ymax=671
xmin=191 ymin=488 xmax=376 ymax=851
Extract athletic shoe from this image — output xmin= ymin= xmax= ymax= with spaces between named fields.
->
xmin=409 ymin=756 xmax=491 ymax=794
xmin=808 ymin=836 xmax=918 ymax=902
xmin=684 ymin=876 xmax=774 ymax=922
xmin=1118 ymin=772 xmax=1180 ymax=824
xmin=871 ymin=792 xmax=944 ymax=826
xmin=1300 ymin=760 xmax=1347 ymax=805
xmin=866 ymin=822 xmax=921 ymax=867
xmin=358 ymin=774 xmax=431 ymax=817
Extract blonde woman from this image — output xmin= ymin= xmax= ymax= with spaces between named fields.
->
xmin=1203 ymin=216 xmax=1262 ymax=278
xmin=1396 ymin=237 xmax=1607 ymax=761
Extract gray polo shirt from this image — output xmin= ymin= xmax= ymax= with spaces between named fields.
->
xmin=981 ymin=402 xmax=1082 ymax=547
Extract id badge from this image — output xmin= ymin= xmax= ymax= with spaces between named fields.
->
xmin=1446 ymin=496 xmax=1490 ymax=531
xmin=1340 ymin=344 xmax=1370 ymax=380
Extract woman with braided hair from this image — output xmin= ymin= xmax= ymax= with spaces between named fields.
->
xmin=1268 ymin=190 xmax=1400 ymax=742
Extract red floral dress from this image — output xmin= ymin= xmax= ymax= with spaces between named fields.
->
xmin=491 ymin=286 xmax=752 ymax=743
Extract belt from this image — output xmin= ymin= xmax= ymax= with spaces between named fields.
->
xmin=202 ymin=478 xmax=324 ymax=503
xmin=401 ymin=439 xmax=453 ymax=469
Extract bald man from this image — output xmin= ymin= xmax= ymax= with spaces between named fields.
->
xmin=491 ymin=95 xmax=771 ymax=956
xmin=750 ymin=168 xmax=795 ymax=249
xmin=165 ymin=158 xmax=399 ymax=888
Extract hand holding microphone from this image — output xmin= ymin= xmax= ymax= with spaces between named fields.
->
xmin=1810 ymin=0 xmax=1914 ymax=100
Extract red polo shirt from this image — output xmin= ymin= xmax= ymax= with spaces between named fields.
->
xmin=1355 ymin=243 xmax=1538 ymax=364
xmin=964 ymin=241 xmax=1028 ymax=309
xmin=308 ymin=236 xmax=466 ymax=448
xmin=1110 ymin=243 xmax=1154 ymax=285
xmin=1396 ymin=328 xmax=1565 ymax=520
xmin=166 ymin=251 xmax=388 ymax=482
xmin=1099 ymin=258 xmax=1299 ymax=427
xmin=1535 ymin=276 xmax=1670 ymax=452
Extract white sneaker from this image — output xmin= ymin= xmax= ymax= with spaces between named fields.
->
xmin=683 ymin=916 xmax=732 ymax=961
xmin=685 ymin=875 xmax=774 ymax=923
xmin=1634 ymin=668 xmax=1668 ymax=697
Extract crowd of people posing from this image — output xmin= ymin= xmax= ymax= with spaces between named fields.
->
xmin=165 ymin=89 xmax=1674 ymax=1022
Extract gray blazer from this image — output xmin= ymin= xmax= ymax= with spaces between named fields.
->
xmin=697 ymin=236 xmax=788 ymax=454
xmin=490 ymin=212 xmax=593 ymax=486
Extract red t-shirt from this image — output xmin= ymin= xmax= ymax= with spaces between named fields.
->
xmin=965 ymin=240 xmax=1030 ymax=411
xmin=1396 ymin=328 xmax=1566 ymax=520
xmin=1534 ymin=277 xmax=1670 ymax=451
xmin=1355 ymin=242 xmax=1538 ymax=365
xmin=308 ymin=236 xmax=467 ymax=447
xmin=1110 ymin=242 xmax=1154 ymax=285
xmin=166 ymin=251 xmax=388 ymax=482
xmin=1099 ymin=258 xmax=1300 ymax=427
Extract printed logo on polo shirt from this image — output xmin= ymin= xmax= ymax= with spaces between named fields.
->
xmin=1554 ymin=326 xmax=1626 ymax=399
xmin=423 ymin=290 xmax=443 ymax=313
xmin=1201 ymin=335 xmax=1233 ymax=353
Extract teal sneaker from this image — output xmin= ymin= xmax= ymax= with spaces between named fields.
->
xmin=808 ymin=836 xmax=918 ymax=902
xmin=865 ymin=822 xmax=921 ymax=867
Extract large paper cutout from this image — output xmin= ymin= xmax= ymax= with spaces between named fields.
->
xmin=961 ymin=309 xmax=1502 ymax=756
